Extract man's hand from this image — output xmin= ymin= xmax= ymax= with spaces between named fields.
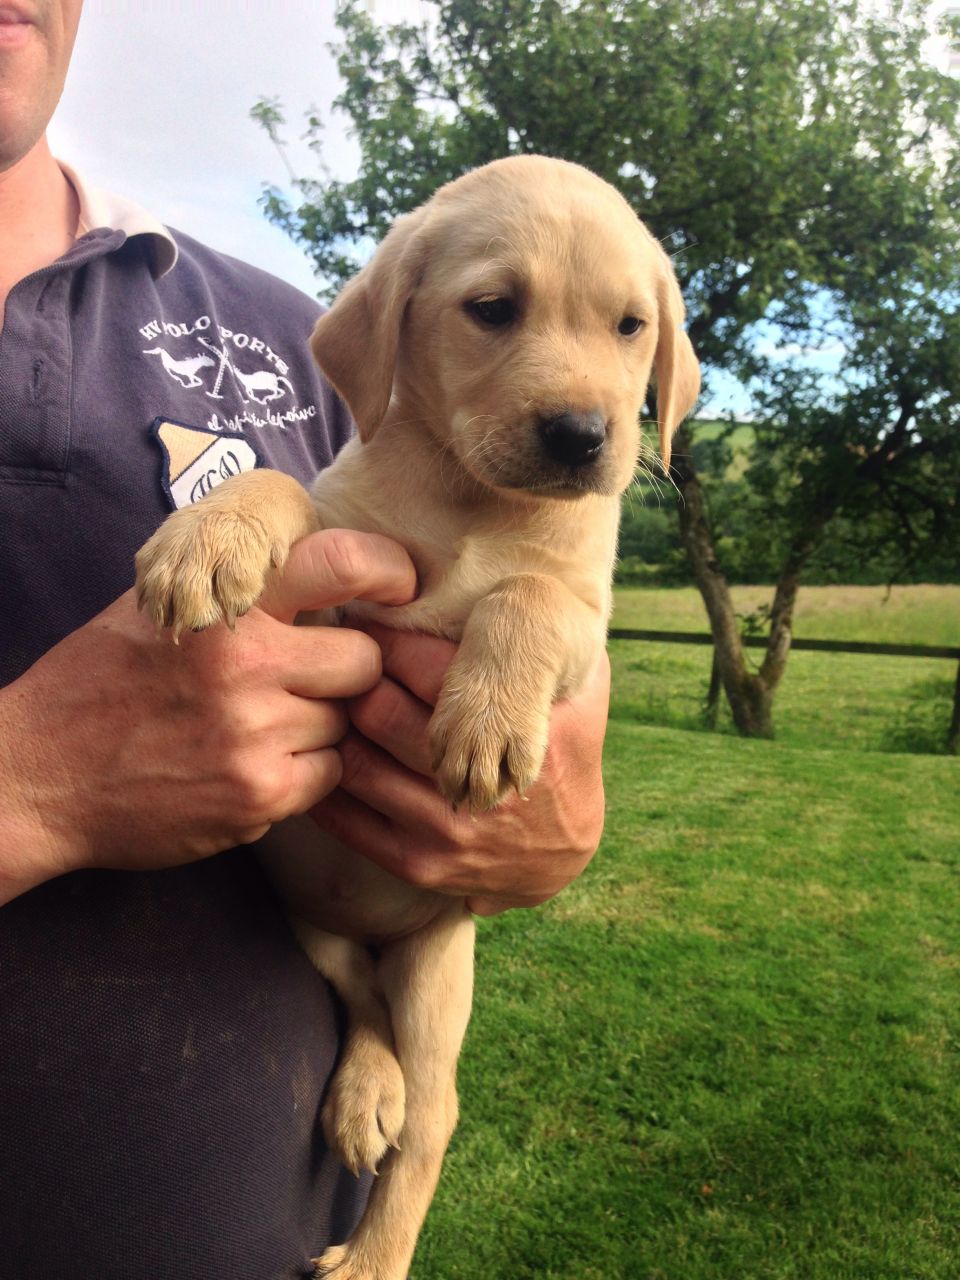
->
xmin=0 ymin=531 xmax=416 ymax=905
xmin=310 ymin=625 xmax=609 ymax=915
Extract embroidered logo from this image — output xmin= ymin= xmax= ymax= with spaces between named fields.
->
xmin=142 ymin=348 xmax=215 ymax=389
xmin=151 ymin=417 xmax=263 ymax=511
xmin=137 ymin=313 xmax=320 ymax=432
xmin=142 ymin=339 xmax=293 ymax=404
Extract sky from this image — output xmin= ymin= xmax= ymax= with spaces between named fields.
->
xmin=48 ymin=0 xmax=431 ymax=299
xmin=46 ymin=0 xmax=752 ymax=414
xmin=48 ymin=1 xmax=957 ymax=419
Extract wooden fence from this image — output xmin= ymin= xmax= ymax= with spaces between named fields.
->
xmin=607 ymin=629 xmax=960 ymax=752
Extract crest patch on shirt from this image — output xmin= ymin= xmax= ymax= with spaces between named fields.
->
xmin=151 ymin=417 xmax=263 ymax=511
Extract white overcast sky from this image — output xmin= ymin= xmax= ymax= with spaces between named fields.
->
xmin=48 ymin=0 xmax=430 ymax=300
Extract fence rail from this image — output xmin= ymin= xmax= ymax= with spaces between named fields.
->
xmin=608 ymin=628 xmax=960 ymax=661
xmin=606 ymin=628 xmax=960 ymax=751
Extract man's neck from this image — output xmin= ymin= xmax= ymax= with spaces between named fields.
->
xmin=0 ymin=137 xmax=79 ymax=329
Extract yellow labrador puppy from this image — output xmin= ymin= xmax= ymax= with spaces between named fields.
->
xmin=136 ymin=155 xmax=700 ymax=1279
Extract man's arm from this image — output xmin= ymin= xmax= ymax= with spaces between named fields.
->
xmin=0 ymin=532 xmax=417 ymax=906
xmin=311 ymin=625 xmax=609 ymax=915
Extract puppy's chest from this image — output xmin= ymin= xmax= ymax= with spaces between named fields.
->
xmin=313 ymin=451 xmax=614 ymax=637
xmin=342 ymin=533 xmax=544 ymax=641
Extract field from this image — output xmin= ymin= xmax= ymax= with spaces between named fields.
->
xmin=414 ymin=585 xmax=960 ymax=1279
xmin=612 ymin=584 xmax=960 ymax=755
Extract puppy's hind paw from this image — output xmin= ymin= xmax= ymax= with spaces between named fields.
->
xmin=312 ymin=1243 xmax=349 ymax=1276
xmin=312 ymin=1243 xmax=375 ymax=1279
xmin=322 ymin=1028 xmax=406 ymax=1176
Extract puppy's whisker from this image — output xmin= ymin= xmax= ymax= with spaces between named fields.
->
xmin=457 ymin=422 xmax=506 ymax=476
xmin=459 ymin=414 xmax=502 ymax=436
xmin=389 ymin=414 xmax=442 ymax=432
xmin=460 ymin=434 xmax=502 ymax=467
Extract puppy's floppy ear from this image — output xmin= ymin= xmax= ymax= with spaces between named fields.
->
xmin=310 ymin=207 xmax=428 ymax=441
xmin=653 ymin=262 xmax=701 ymax=472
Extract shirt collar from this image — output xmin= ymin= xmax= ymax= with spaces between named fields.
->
xmin=58 ymin=160 xmax=179 ymax=279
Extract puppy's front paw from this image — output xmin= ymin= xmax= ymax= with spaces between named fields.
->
xmin=135 ymin=505 xmax=287 ymax=638
xmin=429 ymin=676 xmax=550 ymax=811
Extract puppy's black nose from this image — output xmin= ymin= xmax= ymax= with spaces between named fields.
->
xmin=538 ymin=411 xmax=607 ymax=466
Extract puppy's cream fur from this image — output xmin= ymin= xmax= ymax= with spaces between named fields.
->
xmin=136 ymin=156 xmax=699 ymax=1279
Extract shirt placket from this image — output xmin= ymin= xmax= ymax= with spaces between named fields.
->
xmin=0 ymin=232 xmax=122 ymax=483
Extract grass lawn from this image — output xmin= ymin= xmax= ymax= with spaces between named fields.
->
xmin=413 ymin=585 xmax=960 ymax=1279
xmin=611 ymin=584 xmax=960 ymax=755
xmin=610 ymin=582 xmax=960 ymax=646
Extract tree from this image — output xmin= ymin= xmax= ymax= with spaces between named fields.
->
xmin=256 ymin=0 xmax=960 ymax=736
xmin=747 ymin=285 xmax=960 ymax=704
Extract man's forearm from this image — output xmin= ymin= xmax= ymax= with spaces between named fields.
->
xmin=0 ymin=689 xmax=66 ymax=906
xmin=0 ymin=817 xmax=58 ymax=906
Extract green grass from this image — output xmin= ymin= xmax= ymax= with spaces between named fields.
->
xmin=611 ymin=583 xmax=960 ymax=646
xmin=611 ymin=584 xmax=960 ymax=755
xmin=412 ymin=585 xmax=960 ymax=1279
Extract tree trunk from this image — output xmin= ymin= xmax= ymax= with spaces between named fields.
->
xmin=757 ymin=518 xmax=827 ymax=694
xmin=671 ymin=425 xmax=834 ymax=738
xmin=671 ymin=426 xmax=774 ymax=737
xmin=704 ymin=647 xmax=722 ymax=729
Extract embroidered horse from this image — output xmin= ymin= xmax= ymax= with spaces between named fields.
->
xmin=143 ymin=348 xmax=215 ymax=390
xmin=231 ymin=366 xmax=295 ymax=404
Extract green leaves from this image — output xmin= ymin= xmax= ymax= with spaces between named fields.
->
xmin=252 ymin=0 xmax=960 ymax=580
xmin=254 ymin=1 xmax=958 ymax=320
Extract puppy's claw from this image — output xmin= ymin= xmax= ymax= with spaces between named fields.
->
xmin=312 ymin=1244 xmax=354 ymax=1278
xmin=312 ymin=1243 xmax=348 ymax=1276
xmin=429 ymin=691 xmax=548 ymax=812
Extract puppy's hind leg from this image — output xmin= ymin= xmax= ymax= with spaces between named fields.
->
xmin=313 ymin=904 xmax=476 ymax=1280
xmin=293 ymin=922 xmax=406 ymax=1178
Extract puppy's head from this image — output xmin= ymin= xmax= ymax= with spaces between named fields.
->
xmin=311 ymin=156 xmax=700 ymax=496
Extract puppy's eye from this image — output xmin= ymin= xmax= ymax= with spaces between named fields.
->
xmin=618 ymin=315 xmax=644 ymax=336
xmin=466 ymin=297 xmax=516 ymax=327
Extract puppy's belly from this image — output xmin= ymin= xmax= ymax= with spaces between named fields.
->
xmin=257 ymin=815 xmax=449 ymax=944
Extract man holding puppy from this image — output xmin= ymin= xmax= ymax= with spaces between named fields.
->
xmin=0 ymin=3 xmax=608 ymax=1276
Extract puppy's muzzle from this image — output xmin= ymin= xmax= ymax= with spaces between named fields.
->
xmin=538 ymin=410 xmax=606 ymax=467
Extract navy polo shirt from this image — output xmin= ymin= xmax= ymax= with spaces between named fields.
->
xmin=0 ymin=187 xmax=368 ymax=1278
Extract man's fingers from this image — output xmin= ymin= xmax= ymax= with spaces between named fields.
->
xmin=283 ymin=697 xmax=350 ymax=753
xmin=347 ymin=676 xmax=434 ymax=776
xmin=277 ymin=623 xmax=384 ymax=699
xmin=362 ymin=624 xmax=457 ymax=707
xmin=310 ymin=787 xmax=451 ymax=892
xmin=466 ymin=895 xmax=507 ymax=916
xmin=310 ymin=787 xmax=395 ymax=865
xmin=333 ymin=730 xmax=446 ymax=826
xmin=285 ymin=746 xmax=344 ymax=814
xmin=466 ymin=892 xmax=551 ymax=916
xmin=259 ymin=529 xmax=418 ymax=624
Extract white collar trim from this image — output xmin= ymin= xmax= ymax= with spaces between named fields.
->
xmin=58 ymin=161 xmax=179 ymax=278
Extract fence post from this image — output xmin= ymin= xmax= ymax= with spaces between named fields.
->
xmin=704 ymin=646 xmax=721 ymax=729
xmin=949 ymin=658 xmax=960 ymax=755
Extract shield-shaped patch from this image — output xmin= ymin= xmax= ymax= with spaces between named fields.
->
xmin=151 ymin=418 xmax=263 ymax=511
